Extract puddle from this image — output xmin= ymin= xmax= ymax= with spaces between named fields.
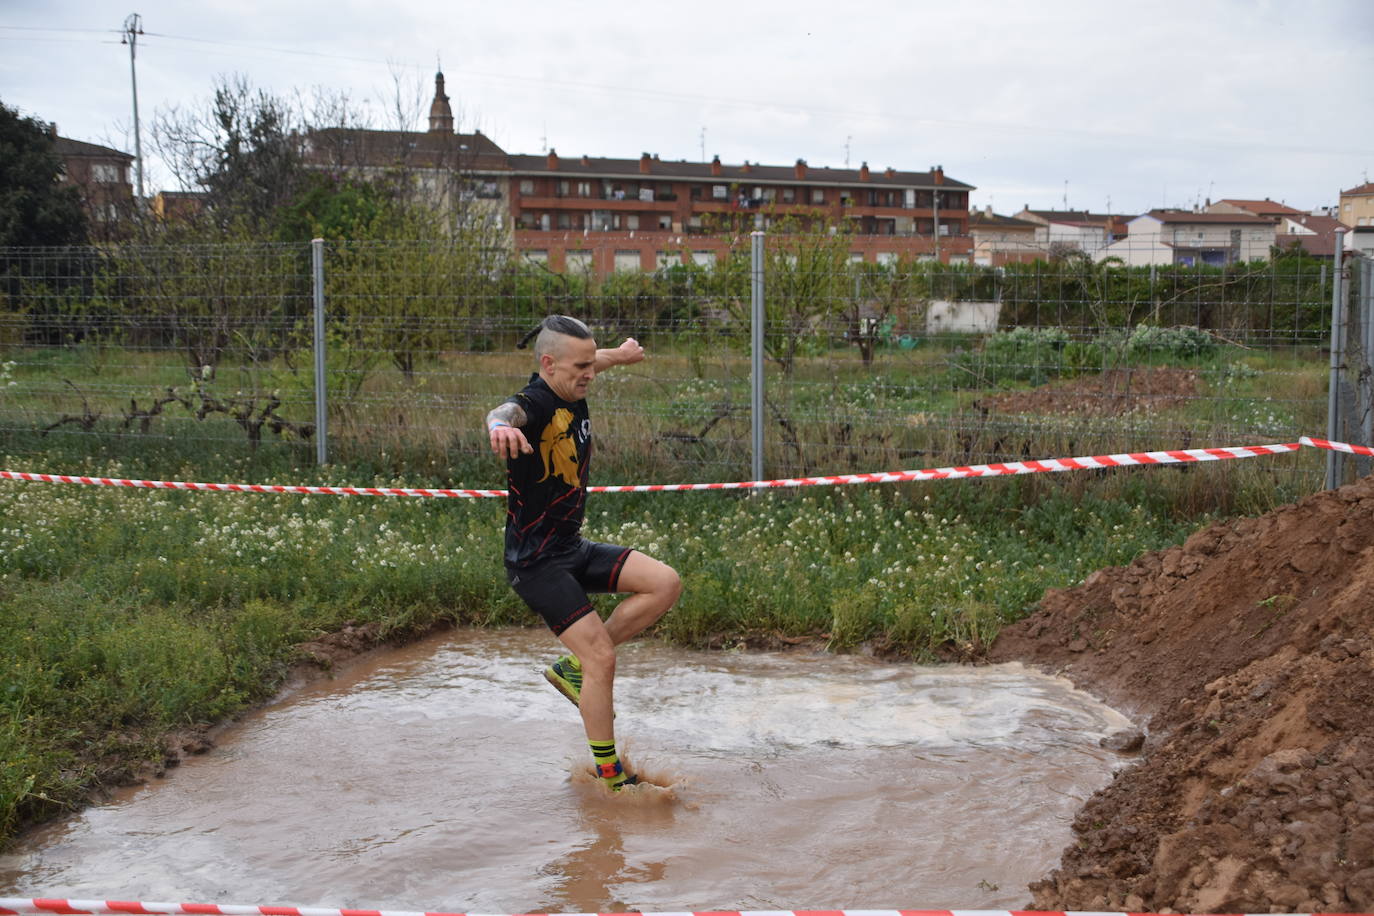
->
xmin=0 ymin=628 xmax=1133 ymax=911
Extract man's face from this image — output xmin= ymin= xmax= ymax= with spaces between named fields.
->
xmin=540 ymin=334 xmax=597 ymax=401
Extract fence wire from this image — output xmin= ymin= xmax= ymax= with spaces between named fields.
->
xmin=0 ymin=240 xmax=1356 ymax=487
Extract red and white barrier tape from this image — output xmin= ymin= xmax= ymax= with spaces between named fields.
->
xmin=0 ymin=440 xmax=1323 ymax=500
xmin=1301 ymin=435 xmax=1374 ymax=457
xmin=0 ymin=902 xmax=1359 ymax=916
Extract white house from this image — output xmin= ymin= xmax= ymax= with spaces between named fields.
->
xmin=1101 ymin=210 xmax=1276 ymax=266
xmin=1013 ymin=208 xmax=1124 ymax=259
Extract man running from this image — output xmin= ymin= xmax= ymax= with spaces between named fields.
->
xmin=486 ymin=315 xmax=682 ymax=791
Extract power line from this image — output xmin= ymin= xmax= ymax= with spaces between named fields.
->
xmin=141 ymin=30 xmax=382 ymax=66
xmin=0 ymin=25 xmax=118 ymax=33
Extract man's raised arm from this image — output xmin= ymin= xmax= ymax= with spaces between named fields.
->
xmin=594 ymin=337 xmax=645 ymax=372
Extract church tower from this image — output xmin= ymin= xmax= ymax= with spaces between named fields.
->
xmin=428 ymin=71 xmax=454 ymax=134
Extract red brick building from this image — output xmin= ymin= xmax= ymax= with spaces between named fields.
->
xmin=53 ymin=132 xmax=134 ymax=239
xmin=510 ymin=150 xmax=973 ymax=274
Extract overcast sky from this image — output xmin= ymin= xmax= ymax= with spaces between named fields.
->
xmin=4 ymin=0 xmax=1372 ymax=216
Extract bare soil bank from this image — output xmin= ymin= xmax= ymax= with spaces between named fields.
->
xmin=975 ymin=367 xmax=1201 ymax=418
xmin=988 ymin=473 xmax=1374 ymax=913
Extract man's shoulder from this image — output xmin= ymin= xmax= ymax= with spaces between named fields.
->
xmin=512 ymin=374 xmax=553 ymax=409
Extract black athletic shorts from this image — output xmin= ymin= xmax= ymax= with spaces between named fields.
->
xmin=506 ymin=539 xmax=634 ymax=635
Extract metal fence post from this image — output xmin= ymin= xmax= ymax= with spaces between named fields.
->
xmin=750 ymin=230 xmax=765 ymax=482
xmin=1325 ymin=230 xmax=1347 ymax=489
xmin=312 ymin=238 xmax=329 ymax=466
xmin=1360 ymin=257 xmax=1374 ymax=478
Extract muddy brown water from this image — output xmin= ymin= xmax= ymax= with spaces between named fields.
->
xmin=1 ymin=629 xmax=1135 ymax=912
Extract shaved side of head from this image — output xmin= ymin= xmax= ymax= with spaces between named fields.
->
xmin=533 ymin=315 xmax=593 ymax=361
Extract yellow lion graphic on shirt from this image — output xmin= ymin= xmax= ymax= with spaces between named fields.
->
xmin=538 ymin=408 xmax=581 ymax=487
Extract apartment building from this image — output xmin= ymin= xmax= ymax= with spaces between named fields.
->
xmin=53 ymin=131 xmax=134 ymax=239
xmin=509 ymin=151 xmax=973 ymax=274
xmin=1338 ymin=182 xmax=1374 ymax=229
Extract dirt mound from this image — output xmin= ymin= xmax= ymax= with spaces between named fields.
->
xmin=977 ymin=367 xmax=1200 ymax=417
xmin=988 ymin=474 xmax=1374 ymax=913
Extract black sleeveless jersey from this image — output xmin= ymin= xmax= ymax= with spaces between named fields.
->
xmin=502 ymin=374 xmax=592 ymax=568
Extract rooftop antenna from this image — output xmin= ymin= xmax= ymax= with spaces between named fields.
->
xmin=540 ymin=122 xmax=547 ymax=154
xmin=844 ymin=135 xmax=852 ymax=168
xmin=700 ymin=126 xmax=706 ymax=162
xmin=120 ymin=13 xmax=145 ymax=200
xmin=1062 ymin=179 xmax=1068 ymax=211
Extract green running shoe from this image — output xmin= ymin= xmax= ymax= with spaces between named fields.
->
xmin=544 ymin=654 xmax=582 ymax=707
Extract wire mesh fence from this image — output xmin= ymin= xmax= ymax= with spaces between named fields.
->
xmin=0 ymin=238 xmax=1361 ymax=489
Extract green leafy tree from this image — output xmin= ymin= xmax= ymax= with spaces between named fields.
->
xmin=0 ymin=99 xmax=87 ymax=247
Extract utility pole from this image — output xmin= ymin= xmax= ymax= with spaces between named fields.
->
xmin=121 ymin=13 xmax=145 ymax=200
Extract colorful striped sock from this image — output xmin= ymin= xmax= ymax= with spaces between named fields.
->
xmin=589 ymin=739 xmax=634 ymax=790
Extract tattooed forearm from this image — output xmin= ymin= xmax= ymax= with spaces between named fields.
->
xmin=485 ymin=402 xmax=527 ymax=429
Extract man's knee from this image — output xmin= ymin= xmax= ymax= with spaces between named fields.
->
xmin=660 ymin=565 xmax=683 ymax=603
xmin=580 ymin=639 xmax=616 ymax=679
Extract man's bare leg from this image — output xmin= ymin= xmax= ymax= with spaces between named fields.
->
xmin=604 ymin=551 xmax=681 ymax=644
xmin=551 ymin=553 xmax=680 ymax=789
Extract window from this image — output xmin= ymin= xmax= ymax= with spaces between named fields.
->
xmin=539 ymin=214 xmax=551 ymax=231
xmin=656 ymin=251 xmax=676 ymax=269
xmin=92 ymin=163 xmax=123 ymax=184
xmin=812 ymin=188 xmax=826 ymax=204
xmin=614 ymin=250 xmax=642 ymax=272
xmin=519 ymin=179 xmax=535 ymax=195
xmin=783 ymin=188 xmax=795 ymax=203
xmin=877 ymin=252 xmax=898 ymax=266
xmin=658 ymin=214 xmax=671 ymax=230
xmin=566 ymin=250 xmax=593 ymax=272
xmin=557 ymin=180 xmax=570 ymax=197
xmin=692 ymin=250 xmax=715 ymax=266
xmin=712 ymin=185 xmax=728 ymax=200
xmin=639 ymin=188 xmax=654 ymax=202
xmin=626 ymin=214 xmax=640 ymax=231
xmin=557 ymin=212 xmax=571 ymax=229
xmin=524 ymin=250 xmax=549 ymax=265
xmin=849 ymin=252 xmax=865 ymax=263
xmin=577 ymin=181 xmax=592 ymax=197
xmin=761 ymin=187 xmax=776 ymax=202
